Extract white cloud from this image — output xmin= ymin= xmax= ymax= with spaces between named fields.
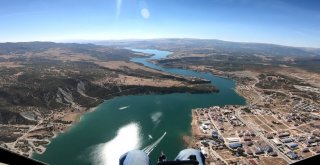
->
xmin=141 ymin=8 xmax=150 ymax=19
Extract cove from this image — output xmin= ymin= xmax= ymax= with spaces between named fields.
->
xmin=33 ymin=49 xmax=246 ymax=165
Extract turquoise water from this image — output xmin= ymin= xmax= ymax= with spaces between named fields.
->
xmin=33 ymin=49 xmax=245 ymax=165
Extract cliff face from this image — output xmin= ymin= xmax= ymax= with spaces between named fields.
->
xmin=0 ymin=76 xmax=217 ymax=124
xmin=0 ymin=80 xmax=91 ymax=110
xmin=0 ymin=110 xmax=36 ymax=125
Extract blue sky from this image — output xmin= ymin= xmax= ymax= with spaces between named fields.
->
xmin=1 ymin=0 xmax=320 ymax=47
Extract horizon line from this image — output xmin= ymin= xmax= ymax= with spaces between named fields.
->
xmin=0 ymin=38 xmax=319 ymax=49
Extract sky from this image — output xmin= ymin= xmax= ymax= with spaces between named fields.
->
xmin=1 ymin=0 xmax=320 ymax=47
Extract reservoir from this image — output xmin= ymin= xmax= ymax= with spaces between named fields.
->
xmin=33 ymin=49 xmax=246 ymax=164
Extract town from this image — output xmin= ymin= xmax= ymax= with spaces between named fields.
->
xmin=190 ymin=71 xmax=320 ymax=165
xmin=191 ymin=105 xmax=320 ymax=165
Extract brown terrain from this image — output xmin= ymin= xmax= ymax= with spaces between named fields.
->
xmin=142 ymin=41 xmax=320 ymax=164
xmin=0 ymin=42 xmax=217 ymax=157
xmin=184 ymin=63 xmax=320 ymax=164
xmin=1 ymin=39 xmax=320 ymax=164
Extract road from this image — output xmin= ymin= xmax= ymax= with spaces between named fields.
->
xmin=10 ymin=111 xmax=54 ymax=156
xmin=207 ymin=112 xmax=236 ymax=153
xmin=207 ymin=112 xmax=229 ymax=165
xmin=211 ymin=150 xmax=228 ymax=165
xmin=235 ymin=108 xmax=293 ymax=163
xmin=208 ymin=113 xmax=223 ymax=137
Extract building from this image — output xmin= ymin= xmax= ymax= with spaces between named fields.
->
xmin=302 ymin=148 xmax=310 ymax=153
xmin=202 ymin=120 xmax=211 ymax=125
xmin=245 ymin=132 xmax=251 ymax=136
xmin=278 ymin=132 xmax=290 ymax=138
xmin=269 ymin=152 xmax=278 ymax=157
xmin=260 ymin=144 xmax=273 ymax=153
xmin=272 ymin=139 xmax=282 ymax=146
xmin=212 ymin=131 xmax=219 ymax=138
xmin=286 ymin=142 xmax=299 ymax=149
xmin=231 ymin=115 xmax=237 ymax=120
xmin=218 ymin=135 xmax=224 ymax=142
xmin=280 ymin=137 xmax=293 ymax=143
xmin=244 ymin=136 xmax=252 ymax=141
xmin=286 ymin=151 xmax=298 ymax=160
xmin=218 ymin=126 xmax=224 ymax=131
xmin=266 ymin=133 xmax=274 ymax=139
xmin=229 ymin=142 xmax=242 ymax=149
xmin=250 ymin=131 xmax=256 ymax=136
xmin=226 ymin=137 xmax=240 ymax=143
xmin=201 ymin=124 xmax=208 ymax=130
xmin=307 ymin=139 xmax=315 ymax=144
xmin=297 ymin=136 xmax=305 ymax=142
xmin=254 ymin=146 xmax=264 ymax=155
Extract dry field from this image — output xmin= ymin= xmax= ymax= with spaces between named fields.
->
xmin=30 ymin=48 xmax=99 ymax=62
xmin=0 ymin=62 xmax=23 ymax=68
xmin=259 ymin=157 xmax=287 ymax=165
xmin=216 ymin=149 xmax=235 ymax=160
xmin=243 ymin=115 xmax=275 ymax=132
xmin=263 ymin=115 xmax=289 ymax=130
xmin=96 ymin=61 xmax=165 ymax=74
xmin=115 ymin=75 xmax=183 ymax=87
xmin=279 ymin=68 xmax=320 ymax=88
xmin=169 ymin=52 xmax=211 ymax=58
xmin=0 ymin=54 xmax=15 ymax=59
xmin=296 ymin=148 xmax=314 ymax=159
xmin=256 ymin=116 xmax=275 ymax=132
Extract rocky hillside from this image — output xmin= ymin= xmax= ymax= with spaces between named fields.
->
xmin=0 ymin=42 xmax=217 ymax=148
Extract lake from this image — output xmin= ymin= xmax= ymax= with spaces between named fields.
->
xmin=33 ymin=49 xmax=245 ymax=165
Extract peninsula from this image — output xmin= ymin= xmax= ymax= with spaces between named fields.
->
xmin=128 ymin=39 xmax=320 ymax=165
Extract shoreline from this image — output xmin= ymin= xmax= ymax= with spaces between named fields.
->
xmin=2 ymin=49 xmax=240 ymax=159
xmin=234 ymin=84 xmax=250 ymax=105
xmin=186 ymin=66 xmax=320 ymax=164
xmin=1 ymin=104 xmax=102 ymax=158
xmin=37 ymin=106 xmax=100 ymax=155
xmin=186 ymin=82 xmax=248 ymax=147
xmin=181 ymin=68 xmax=250 ymax=148
xmin=3 ymin=69 xmax=233 ymax=159
xmin=11 ymin=85 xmax=218 ymax=158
